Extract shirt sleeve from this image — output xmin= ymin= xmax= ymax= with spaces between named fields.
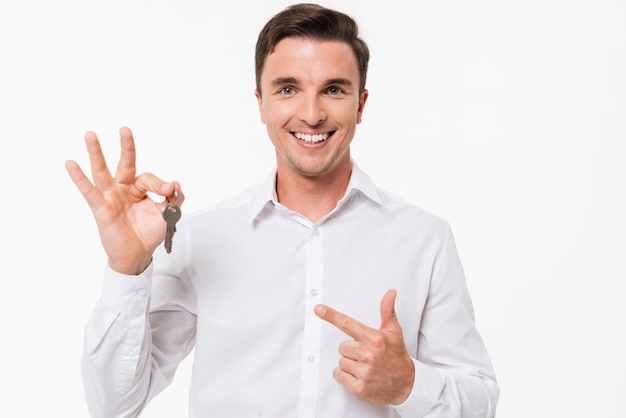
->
xmin=392 ymin=224 xmax=500 ymax=417
xmin=82 ymin=260 xmax=197 ymax=418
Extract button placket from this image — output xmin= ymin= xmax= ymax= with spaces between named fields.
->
xmin=297 ymin=225 xmax=324 ymax=418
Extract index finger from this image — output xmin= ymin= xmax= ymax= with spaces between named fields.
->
xmin=314 ymin=304 xmax=372 ymax=341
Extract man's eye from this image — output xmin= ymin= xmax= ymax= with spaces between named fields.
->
xmin=280 ymin=87 xmax=294 ymax=95
xmin=328 ymin=87 xmax=342 ymax=95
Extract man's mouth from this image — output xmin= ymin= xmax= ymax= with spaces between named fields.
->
xmin=293 ymin=131 xmax=334 ymax=144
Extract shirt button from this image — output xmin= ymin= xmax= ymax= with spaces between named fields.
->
xmin=138 ymin=289 xmax=146 ymax=297
xmin=310 ymin=289 xmax=318 ymax=297
xmin=313 ymin=228 xmax=320 ymax=236
xmin=308 ymin=355 xmax=316 ymax=363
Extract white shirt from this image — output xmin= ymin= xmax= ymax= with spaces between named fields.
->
xmin=82 ymin=162 xmax=499 ymax=418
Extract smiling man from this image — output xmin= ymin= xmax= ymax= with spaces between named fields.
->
xmin=256 ymin=36 xmax=368 ymax=222
xmin=67 ymin=3 xmax=499 ymax=417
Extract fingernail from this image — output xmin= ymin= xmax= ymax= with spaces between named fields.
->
xmin=314 ymin=305 xmax=326 ymax=316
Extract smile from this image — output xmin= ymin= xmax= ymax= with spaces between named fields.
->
xmin=293 ymin=131 xmax=334 ymax=144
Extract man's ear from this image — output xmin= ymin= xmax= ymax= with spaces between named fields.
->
xmin=255 ymin=90 xmax=266 ymax=124
xmin=357 ymin=89 xmax=369 ymax=124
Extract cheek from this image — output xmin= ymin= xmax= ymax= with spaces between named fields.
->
xmin=332 ymin=99 xmax=361 ymax=120
xmin=338 ymin=105 xmax=361 ymax=127
xmin=264 ymin=103 xmax=292 ymax=128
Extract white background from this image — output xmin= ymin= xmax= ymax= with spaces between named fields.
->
xmin=1 ymin=0 xmax=625 ymax=417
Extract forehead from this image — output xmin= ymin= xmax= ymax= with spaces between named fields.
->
xmin=261 ymin=38 xmax=359 ymax=85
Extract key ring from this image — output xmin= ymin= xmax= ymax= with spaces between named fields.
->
xmin=167 ymin=185 xmax=181 ymax=206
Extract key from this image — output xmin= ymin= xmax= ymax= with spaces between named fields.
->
xmin=162 ymin=202 xmax=182 ymax=254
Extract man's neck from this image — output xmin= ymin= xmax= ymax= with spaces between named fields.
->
xmin=275 ymin=163 xmax=351 ymax=223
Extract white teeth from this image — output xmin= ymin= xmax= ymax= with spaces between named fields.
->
xmin=294 ymin=132 xmax=330 ymax=143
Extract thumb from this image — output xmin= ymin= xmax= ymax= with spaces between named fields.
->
xmin=379 ymin=289 xmax=401 ymax=333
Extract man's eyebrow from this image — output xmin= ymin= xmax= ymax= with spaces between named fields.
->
xmin=270 ymin=77 xmax=298 ymax=87
xmin=269 ymin=77 xmax=354 ymax=87
xmin=325 ymin=78 xmax=353 ymax=87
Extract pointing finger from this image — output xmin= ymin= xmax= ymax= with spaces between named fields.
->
xmin=314 ymin=304 xmax=371 ymax=341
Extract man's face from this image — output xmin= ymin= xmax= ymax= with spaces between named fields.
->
xmin=256 ymin=37 xmax=368 ymax=179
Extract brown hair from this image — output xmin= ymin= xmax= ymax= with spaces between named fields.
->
xmin=255 ymin=3 xmax=369 ymax=96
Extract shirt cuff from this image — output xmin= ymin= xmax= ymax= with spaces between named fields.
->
xmin=101 ymin=262 xmax=153 ymax=314
xmin=391 ymin=358 xmax=446 ymax=416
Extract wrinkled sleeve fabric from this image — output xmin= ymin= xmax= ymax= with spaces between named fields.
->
xmin=82 ymin=258 xmax=197 ymax=418
xmin=392 ymin=225 xmax=499 ymax=417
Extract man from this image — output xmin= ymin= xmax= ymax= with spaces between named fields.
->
xmin=66 ymin=3 xmax=499 ymax=417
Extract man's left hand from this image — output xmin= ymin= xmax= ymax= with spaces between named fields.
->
xmin=314 ymin=289 xmax=415 ymax=405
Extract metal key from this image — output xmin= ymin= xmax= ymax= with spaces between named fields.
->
xmin=162 ymin=203 xmax=182 ymax=254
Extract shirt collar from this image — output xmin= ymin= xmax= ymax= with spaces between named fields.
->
xmin=346 ymin=160 xmax=383 ymax=206
xmin=247 ymin=159 xmax=383 ymax=223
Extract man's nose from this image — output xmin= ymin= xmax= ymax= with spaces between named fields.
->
xmin=298 ymin=94 xmax=327 ymax=126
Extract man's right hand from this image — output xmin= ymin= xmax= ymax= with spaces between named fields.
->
xmin=65 ymin=127 xmax=184 ymax=275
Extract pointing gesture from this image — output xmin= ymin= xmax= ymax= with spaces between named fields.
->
xmin=65 ymin=127 xmax=183 ymax=275
xmin=314 ymin=289 xmax=415 ymax=405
